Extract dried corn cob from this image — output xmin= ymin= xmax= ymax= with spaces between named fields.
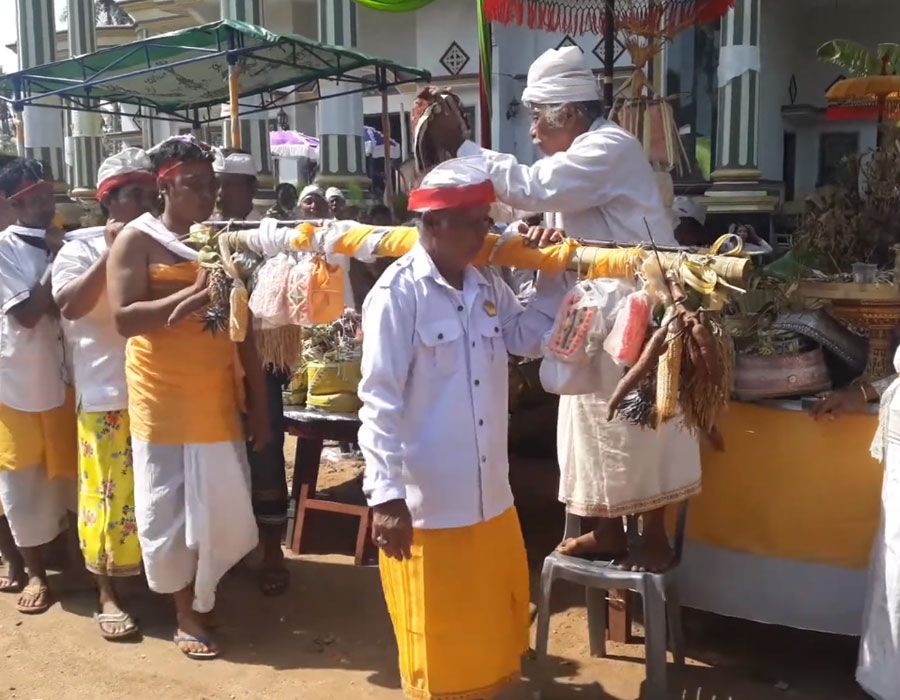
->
xmin=230 ymin=281 xmax=249 ymax=343
xmin=655 ymin=320 xmax=683 ymax=425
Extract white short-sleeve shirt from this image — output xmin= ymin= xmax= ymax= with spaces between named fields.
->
xmin=52 ymin=228 xmax=127 ymax=413
xmin=0 ymin=226 xmax=68 ymax=412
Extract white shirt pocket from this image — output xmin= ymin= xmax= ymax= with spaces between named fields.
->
xmin=416 ymin=318 xmax=462 ymax=375
xmin=477 ymin=313 xmax=504 ymax=364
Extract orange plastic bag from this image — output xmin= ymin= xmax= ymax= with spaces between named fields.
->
xmin=308 ymin=256 xmax=345 ymax=324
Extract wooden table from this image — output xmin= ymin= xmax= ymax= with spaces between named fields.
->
xmin=283 ymin=406 xmax=372 ymax=565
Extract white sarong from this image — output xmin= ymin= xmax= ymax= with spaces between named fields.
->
xmin=557 ymin=352 xmax=701 ymax=517
xmin=0 ymin=465 xmax=75 ymax=548
xmin=132 ymin=438 xmax=258 ymax=613
xmin=857 ymin=365 xmax=900 ymax=699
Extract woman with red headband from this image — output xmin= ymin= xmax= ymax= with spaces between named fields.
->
xmin=107 ymin=136 xmax=270 ymax=660
xmin=0 ymin=158 xmax=78 ymax=616
xmin=51 ymin=147 xmax=157 ymax=641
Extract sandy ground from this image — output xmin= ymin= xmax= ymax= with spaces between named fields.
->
xmin=0 ymin=441 xmax=870 ymax=700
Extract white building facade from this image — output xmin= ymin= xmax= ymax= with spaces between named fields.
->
xmin=13 ymin=0 xmax=900 ymax=218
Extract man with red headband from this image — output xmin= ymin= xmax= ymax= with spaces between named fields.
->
xmin=51 ymin=147 xmax=157 ymax=640
xmin=358 ymin=156 xmax=566 ymax=700
xmin=430 ymin=46 xmax=699 ymax=573
xmin=0 ymin=155 xmax=27 ymax=599
xmin=107 ymin=136 xmax=270 ymax=660
xmin=0 ymin=158 xmax=78 ymax=616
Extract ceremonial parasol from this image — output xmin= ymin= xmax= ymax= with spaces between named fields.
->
xmin=482 ymin=0 xmax=734 ymax=174
xmin=482 ymin=0 xmax=733 ymax=37
xmin=270 ymin=131 xmax=320 ymax=160
xmin=825 ymin=76 xmax=900 ymax=124
xmin=818 ymin=41 xmax=900 ymax=125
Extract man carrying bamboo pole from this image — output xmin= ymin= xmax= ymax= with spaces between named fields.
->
xmin=0 ymin=155 xmax=27 ymax=597
xmin=107 ymin=135 xmax=270 ymax=659
xmin=0 ymin=158 xmax=79 ymax=615
xmin=212 ymin=146 xmax=289 ymax=597
xmin=428 ymin=46 xmax=701 ymax=573
xmin=52 ymin=148 xmax=158 ymax=640
xmin=358 ymin=157 xmax=566 ymax=699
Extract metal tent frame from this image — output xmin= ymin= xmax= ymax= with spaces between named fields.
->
xmin=0 ymin=19 xmax=430 ymax=131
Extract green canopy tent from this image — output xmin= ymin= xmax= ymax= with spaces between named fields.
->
xmin=0 ymin=19 xmax=430 ymax=174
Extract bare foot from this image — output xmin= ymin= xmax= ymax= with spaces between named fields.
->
xmin=557 ymin=529 xmax=626 ymax=559
xmin=613 ymin=540 xmax=675 ymax=573
xmin=259 ymin=539 xmax=289 ymax=596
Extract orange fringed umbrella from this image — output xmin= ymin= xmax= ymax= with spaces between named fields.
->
xmin=825 ymin=75 xmax=900 ymax=123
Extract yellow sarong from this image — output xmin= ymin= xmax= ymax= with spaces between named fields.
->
xmin=77 ymin=409 xmax=141 ymax=577
xmin=0 ymin=389 xmax=77 ymax=479
xmin=126 ymin=263 xmax=243 ymax=445
xmin=379 ymin=507 xmax=530 ymax=700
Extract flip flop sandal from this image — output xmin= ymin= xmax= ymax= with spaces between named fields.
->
xmin=0 ymin=576 xmax=25 ymax=594
xmin=259 ymin=568 xmax=290 ymax=597
xmin=173 ymin=632 xmax=220 ymax=660
xmin=15 ymin=584 xmax=51 ymax=614
xmin=95 ymin=610 xmax=140 ymax=641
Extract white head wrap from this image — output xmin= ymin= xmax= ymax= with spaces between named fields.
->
xmin=300 ymin=184 xmax=324 ymax=201
xmin=96 ymin=147 xmax=152 ymax=189
xmin=521 ymin=46 xmax=600 ymax=105
xmin=672 ymin=196 xmax=706 ymax=226
xmin=409 ymin=156 xmax=495 ymax=213
xmin=325 ymin=187 xmax=345 ymax=202
xmin=212 ymin=148 xmax=257 ymax=177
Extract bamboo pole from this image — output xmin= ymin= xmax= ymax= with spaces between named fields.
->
xmin=213 ymin=224 xmax=751 ymax=287
xmin=229 ymin=62 xmax=242 ymax=149
xmin=381 ymin=89 xmax=393 ymax=200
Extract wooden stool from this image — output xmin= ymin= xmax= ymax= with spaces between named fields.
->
xmin=283 ymin=407 xmax=372 ymax=565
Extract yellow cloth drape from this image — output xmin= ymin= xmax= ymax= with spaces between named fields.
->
xmin=325 ymin=225 xmax=642 ymax=278
xmin=379 ymin=507 xmax=530 ymax=700
xmin=77 ymin=409 xmax=142 ymax=577
xmin=691 ymin=402 xmax=881 ymax=570
xmin=126 ymin=263 xmax=243 ymax=445
xmin=374 ymin=226 xmax=420 ymax=258
xmin=0 ymin=389 xmax=76 ymax=479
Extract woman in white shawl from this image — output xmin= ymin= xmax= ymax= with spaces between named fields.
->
xmin=813 ymin=349 xmax=900 ymax=700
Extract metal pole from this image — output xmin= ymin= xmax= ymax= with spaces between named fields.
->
xmin=14 ymin=106 xmax=24 ymax=157
xmin=603 ymin=0 xmax=615 ymax=108
xmin=381 ymin=87 xmax=393 ymax=201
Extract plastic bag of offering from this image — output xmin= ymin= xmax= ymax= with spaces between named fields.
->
xmin=248 ymin=253 xmax=293 ymax=326
xmin=286 ymin=255 xmax=345 ymax=326
xmin=603 ymin=291 xmax=652 ymax=366
xmin=540 ymin=279 xmax=631 ymax=395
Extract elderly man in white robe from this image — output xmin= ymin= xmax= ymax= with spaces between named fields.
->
xmin=428 ymin=46 xmax=701 ymax=572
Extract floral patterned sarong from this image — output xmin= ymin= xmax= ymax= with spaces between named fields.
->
xmin=77 ymin=409 xmax=141 ymax=577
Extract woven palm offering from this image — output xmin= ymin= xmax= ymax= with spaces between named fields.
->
xmin=302 ymin=310 xmax=363 ymax=414
xmin=606 ymin=259 xmax=732 ymax=450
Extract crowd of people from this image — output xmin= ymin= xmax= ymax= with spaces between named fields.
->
xmin=0 ymin=43 xmax=713 ymax=693
xmin=0 ymin=131 xmax=407 ymax=660
xmin=0 ymin=42 xmax=894 ymax=700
